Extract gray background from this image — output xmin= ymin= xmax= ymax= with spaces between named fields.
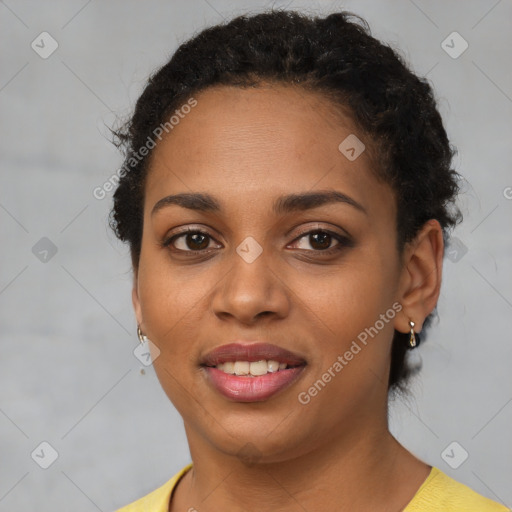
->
xmin=1 ymin=0 xmax=511 ymax=510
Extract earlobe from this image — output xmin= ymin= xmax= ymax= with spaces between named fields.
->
xmin=394 ymin=219 xmax=444 ymax=335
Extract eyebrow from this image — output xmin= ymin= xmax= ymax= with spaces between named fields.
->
xmin=151 ymin=189 xmax=367 ymax=217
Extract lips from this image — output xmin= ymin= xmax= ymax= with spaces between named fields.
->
xmin=201 ymin=342 xmax=307 ymax=402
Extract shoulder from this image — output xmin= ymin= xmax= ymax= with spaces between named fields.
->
xmin=405 ymin=466 xmax=510 ymax=512
xmin=115 ymin=463 xmax=193 ymax=512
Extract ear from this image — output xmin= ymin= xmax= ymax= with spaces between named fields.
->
xmin=394 ymin=219 xmax=444 ymax=335
xmin=132 ymin=269 xmax=144 ymax=329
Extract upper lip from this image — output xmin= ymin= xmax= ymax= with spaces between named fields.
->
xmin=201 ymin=343 xmax=307 ymax=367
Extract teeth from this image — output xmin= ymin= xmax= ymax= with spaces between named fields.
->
xmin=222 ymin=361 xmax=234 ymax=374
xmin=215 ymin=360 xmax=290 ymax=376
xmin=249 ymin=360 xmax=268 ymax=376
xmin=267 ymin=360 xmax=280 ymax=373
xmin=233 ymin=361 xmax=250 ymax=375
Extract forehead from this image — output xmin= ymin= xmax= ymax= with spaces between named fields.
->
xmin=144 ymin=84 xmax=392 ymax=218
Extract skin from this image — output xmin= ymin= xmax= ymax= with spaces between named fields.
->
xmin=132 ymin=83 xmax=444 ymax=511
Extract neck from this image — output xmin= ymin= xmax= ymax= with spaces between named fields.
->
xmin=171 ymin=414 xmax=428 ymax=512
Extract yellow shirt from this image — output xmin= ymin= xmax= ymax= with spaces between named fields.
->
xmin=115 ymin=464 xmax=510 ymax=511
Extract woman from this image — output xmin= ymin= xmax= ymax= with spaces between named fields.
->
xmin=110 ymin=9 xmax=508 ymax=512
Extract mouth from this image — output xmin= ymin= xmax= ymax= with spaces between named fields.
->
xmin=200 ymin=343 xmax=307 ymax=402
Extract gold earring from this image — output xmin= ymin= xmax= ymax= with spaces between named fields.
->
xmin=408 ymin=320 xmax=416 ymax=348
xmin=137 ymin=325 xmax=147 ymax=344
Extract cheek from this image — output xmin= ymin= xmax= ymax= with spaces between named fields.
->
xmin=137 ymin=262 xmax=207 ymax=408
xmin=137 ymin=258 xmax=207 ymax=350
xmin=293 ymin=252 xmax=400 ymax=399
xmin=296 ymin=261 xmax=396 ymax=342
xmin=293 ymin=264 xmax=398 ymax=417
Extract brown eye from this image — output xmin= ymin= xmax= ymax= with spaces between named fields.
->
xmin=182 ymin=232 xmax=210 ymax=250
xmin=164 ymin=229 xmax=219 ymax=252
xmin=293 ymin=230 xmax=343 ymax=251
xmin=308 ymin=232 xmax=333 ymax=250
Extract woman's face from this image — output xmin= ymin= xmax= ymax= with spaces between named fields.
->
xmin=133 ymin=84 xmax=408 ymax=462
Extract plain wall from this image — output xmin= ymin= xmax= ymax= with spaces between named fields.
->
xmin=1 ymin=1 xmax=511 ymax=510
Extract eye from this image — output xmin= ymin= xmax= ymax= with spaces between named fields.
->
xmin=162 ymin=228 xmax=221 ymax=253
xmin=289 ymin=229 xmax=352 ymax=254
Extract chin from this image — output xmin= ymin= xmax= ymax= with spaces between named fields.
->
xmin=198 ymin=407 xmax=319 ymax=463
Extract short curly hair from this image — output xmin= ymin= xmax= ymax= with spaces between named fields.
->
xmin=109 ymin=9 xmax=462 ymax=395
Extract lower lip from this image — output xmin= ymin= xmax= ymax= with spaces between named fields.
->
xmin=203 ymin=366 xmax=306 ymax=402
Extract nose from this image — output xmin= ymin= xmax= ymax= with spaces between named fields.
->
xmin=210 ymin=247 xmax=291 ymax=326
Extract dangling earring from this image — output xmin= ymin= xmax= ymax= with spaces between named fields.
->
xmin=137 ymin=325 xmax=147 ymax=344
xmin=408 ymin=320 xmax=416 ymax=348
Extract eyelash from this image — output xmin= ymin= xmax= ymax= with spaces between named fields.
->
xmin=161 ymin=226 xmax=352 ymax=257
